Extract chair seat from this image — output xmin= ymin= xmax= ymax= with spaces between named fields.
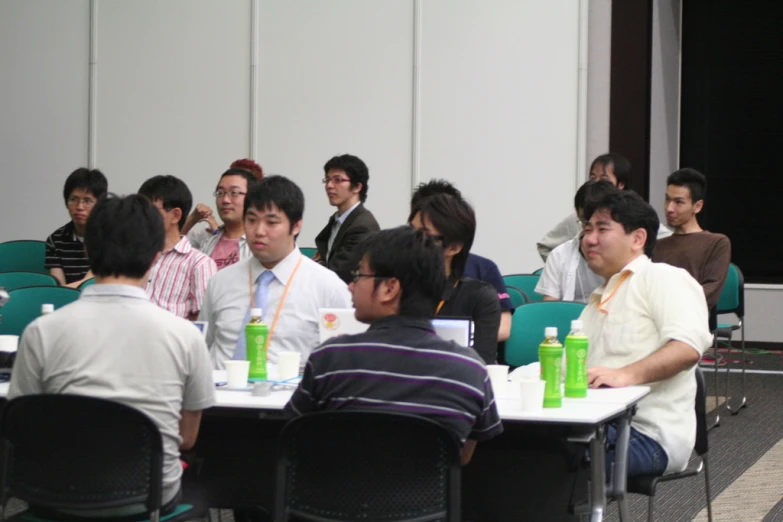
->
xmin=627 ymin=468 xmax=700 ymax=496
xmin=715 ymin=323 xmax=740 ymax=337
xmin=10 ymin=503 xmax=202 ymax=522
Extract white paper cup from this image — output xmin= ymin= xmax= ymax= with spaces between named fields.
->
xmin=224 ymin=360 xmax=250 ymax=389
xmin=518 ymin=378 xmax=546 ymax=412
xmin=0 ymin=336 xmax=19 ymax=353
xmin=278 ymin=351 xmax=302 ymax=381
xmin=487 ymin=364 xmax=510 ymax=397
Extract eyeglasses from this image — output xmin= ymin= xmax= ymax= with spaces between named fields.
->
xmin=410 ymin=226 xmax=444 ymax=243
xmin=213 ymin=191 xmax=246 ymax=199
xmin=350 ymin=270 xmax=391 ymax=284
xmin=67 ymin=196 xmax=97 ymax=208
xmin=322 ymin=176 xmax=351 ymax=185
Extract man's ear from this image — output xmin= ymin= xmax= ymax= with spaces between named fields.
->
xmin=632 ymin=228 xmax=648 ymax=253
xmin=171 ymin=208 xmax=183 ymax=228
xmin=291 ymin=219 xmax=303 ymax=237
xmin=351 ymin=182 xmax=363 ymax=196
xmin=444 ymin=242 xmax=463 ymax=258
xmin=693 ymin=200 xmax=704 ymax=214
xmin=378 ymin=277 xmax=402 ymax=306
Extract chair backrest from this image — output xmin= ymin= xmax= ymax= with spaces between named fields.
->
xmin=502 ymin=274 xmax=544 ymax=302
xmin=694 ymin=368 xmax=708 ymax=456
xmin=0 ymin=272 xmax=58 ymax=292
xmin=275 ymin=411 xmax=461 ymax=522
xmin=0 ymin=241 xmax=47 ymax=274
xmin=299 ymin=247 xmax=318 ymax=259
xmin=505 ymin=301 xmax=586 ymax=367
xmin=0 ymin=286 xmax=81 ymax=336
xmin=715 ymin=263 xmax=744 ymax=318
xmin=0 ymin=394 xmax=163 ymax=514
xmin=532 ymin=267 xmax=543 ymax=275
xmin=78 ymin=277 xmax=97 ymax=290
xmin=505 ymin=285 xmax=528 ymax=308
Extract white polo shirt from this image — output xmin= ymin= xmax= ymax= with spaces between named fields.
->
xmin=580 ymin=255 xmax=712 ymax=473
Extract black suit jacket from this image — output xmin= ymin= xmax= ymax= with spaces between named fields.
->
xmin=315 ymin=204 xmax=380 ymax=284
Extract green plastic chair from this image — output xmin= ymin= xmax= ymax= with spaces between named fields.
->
xmin=0 ymin=241 xmax=48 ymax=274
xmin=78 ymin=278 xmax=96 ymax=290
xmin=505 ymin=285 xmax=528 ymax=308
xmin=0 ymin=286 xmax=81 ymax=336
xmin=502 ymin=274 xmax=544 ymax=303
xmin=505 ymin=301 xmax=586 ymax=367
xmin=532 ymin=267 xmax=544 ymax=275
xmin=714 ymin=263 xmax=745 ymax=414
xmin=300 ymin=247 xmax=318 ymax=259
xmin=0 ymin=272 xmax=58 ymax=292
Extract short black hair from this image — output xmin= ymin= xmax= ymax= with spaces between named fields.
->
xmin=323 ymin=154 xmax=369 ymax=203
xmin=357 ymin=226 xmax=447 ymax=318
xmin=667 ymin=168 xmax=707 ymax=203
xmin=63 ymin=168 xmax=108 ymax=203
xmin=574 ymin=179 xmax=618 ymax=213
xmin=244 ymin=175 xmax=304 ymax=233
xmin=138 ymin=175 xmax=193 ymax=231
xmin=413 ymin=194 xmax=475 ymax=280
xmin=408 ymin=179 xmax=463 ymax=223
xmin=583 ymin=190 xmax=659 ymax=257
xmin=85 ymin=194 xmax=165 ymax=279
xmin=219 ymin=168 xmax=259 ymax=192
xmin=590 ymin=153 xmax=632 ymax=189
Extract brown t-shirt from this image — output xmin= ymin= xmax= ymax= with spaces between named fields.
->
xmin=652 ymin=231 xmax=731 ymax=310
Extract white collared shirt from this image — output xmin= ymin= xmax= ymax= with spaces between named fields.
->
xmin=580 ymin=255 xmax=713 ymax=473
xmin=535 ymin=233 xmax=603 ymax=303
xmin=327 ymin=201 xmax=361 ymax=257
xmin=199 ymin=246 xmax=352 ymax=370
xmin=187 ymin=222 xmax=252 ymax=262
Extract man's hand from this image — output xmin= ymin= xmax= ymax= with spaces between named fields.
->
xmin=587 ymin=366 xmax=634 ymax=388
xmin=182 ymin=203 xmax=218 ymax=235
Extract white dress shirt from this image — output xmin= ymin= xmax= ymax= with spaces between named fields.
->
xmin=580 ymin=255 xmax=713 ymax=473
xmin=200 ymin=246 xmax=352 ymax=370
xmin=535 ymin=234 xmax=604 ymax=303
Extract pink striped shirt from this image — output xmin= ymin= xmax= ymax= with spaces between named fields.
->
xmin=146 ymin=237 xmax=217 ymax=318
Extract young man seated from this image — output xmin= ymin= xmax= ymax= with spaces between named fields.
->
xmin=285 ymin=226 xmax=503 ymax=465
xmin=580 ymin=189 xmax=712 ymax=476
xmin=10 ymin=194 xmax=215 ymax=517
xmin=139 ymin=175 xmax=218 ymax=320
xmin=45 ymin=167 xmax=108 ymax=288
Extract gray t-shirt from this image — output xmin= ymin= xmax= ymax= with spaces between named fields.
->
xmin=9 ymin=284 xmax=216 ymax=509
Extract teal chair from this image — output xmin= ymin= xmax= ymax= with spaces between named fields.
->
xmin=532 ymin=267 xmax=544 ymax=275
xmin=505 ymin=301 xmax=586 ymax=367
xmin=502 ymin=274 xmax=544 ymax=303
xmin=505 ymin=285 xmax=528 ymax=308
xmin=714 ymin=263 xmax=745 ymax=414
xmin=0 ymin=287 xmax=81 ymax=336
xmin=78 ymin=278 xmax=96 ymax=290
xmin=300 ymin=247 xmax=318 ymax=259
xmin=0 ymin=272 xmax=58 ymax=292
xmin=0 ymin=241 xmax=48 ymax=274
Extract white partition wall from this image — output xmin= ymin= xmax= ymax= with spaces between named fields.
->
xmin=0 ymin=0 xmax=584 ymax=275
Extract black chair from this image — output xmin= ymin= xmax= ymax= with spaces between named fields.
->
xmin=0 ymin=394 xmax=204 ymax=522
xmin=274 ymin=411 xmax=461 ymax=522
xmin=625 ymin=368 xmax=713 ymax=522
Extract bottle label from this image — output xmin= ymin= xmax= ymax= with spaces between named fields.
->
xmin=565 ymin=336 xmax=588 ymax=398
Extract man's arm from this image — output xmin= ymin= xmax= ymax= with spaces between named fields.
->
xmin=191 ymin=257 xmax=218 ymax=321
xmin=182 ymin=204 xmax=218 ymax=235
xmin=49 ymin=268 xmax=67 ymax=286
xmin=470 ymin=283 xmax=502 ymax=364
xmin=8 ymin=324 xmax=45 ymax=398
xmin=498 ymin=311 xmax=511 ymax=342
xmin=461 ymin=440 xmax=477 ymax=465
xmin=701 ymin=236 xmax=732 ymax=310
xmin=179 ymin=410 xmax=203 ymax=450
xmin=328 ymin=223 xmax=378 ymax=284
xmin=536 ymin=212 xmax=581 ymax=262
xmin=63 ymin=270 xmax=94 ymax=289
xmin=587 ymin=339 xmax=700 ymax=388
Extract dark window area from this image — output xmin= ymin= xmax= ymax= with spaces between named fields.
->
xmin=680 ymin=0 xmax=783 ymax=283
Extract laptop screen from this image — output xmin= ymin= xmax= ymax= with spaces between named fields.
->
xmin=431 ymin=317 xmax=473 ymax=347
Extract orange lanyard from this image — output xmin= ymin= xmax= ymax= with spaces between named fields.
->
xmin=598 ymin=271 xmax=632 ymax=313
xmin=247 ymin=254 xmax=304 ymax=351
xmin=435 ymin=280 xmax=460 ymax=316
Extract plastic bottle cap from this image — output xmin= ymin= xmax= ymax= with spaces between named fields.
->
xmin=250 ymin=308 xmax=263 ymax=318
xmin=41 ymin=304 xmax=54 ymax=314
xmin=545 ymin=327 xmax=557 ymax=338
xmin=571 ymin=320 xmax=583 ymax=330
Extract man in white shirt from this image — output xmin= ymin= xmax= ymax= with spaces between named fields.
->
xmin=10 ymin=194 xmax=215 ymax=518
xmin=580 ymin=189 xmax=712 ymax=477
xmin=535 ymin=180 xmax=610 ymax=303
xmin=200 ymin=175 xmax=352 ymax=370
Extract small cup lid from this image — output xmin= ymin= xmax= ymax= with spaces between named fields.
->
xmin=250 ymin=308 xmax=263 ymax=317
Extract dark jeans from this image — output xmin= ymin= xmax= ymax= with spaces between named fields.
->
xmin=605 ymin=423 xmax=668 ymax=478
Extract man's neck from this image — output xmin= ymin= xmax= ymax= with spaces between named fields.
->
xmin=164 ymin=229 xmax=181 ymax=251
xmin=72 ymin=222 xmax=86 ymax=237
xmin=95 ymin=275 xmax=146 ymax=288
xmin=605 ymin=253 xmax=644 ymax=280
xmin=260 ymin=244 xmax=296 ymax=270
xmin=223 ymin=220 xmax=244 ymax=239
xmin=336 ymin=198 xmax=360 ymax=216
xmin=673 ymin=220 xmax=703 ymax=235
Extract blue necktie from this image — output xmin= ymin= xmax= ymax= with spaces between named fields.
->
xmin=233 ymin=270 xmax=276 ymax=360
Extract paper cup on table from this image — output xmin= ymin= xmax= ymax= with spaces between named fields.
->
xmin=518 ymin=379 xmax=546 ymax=412
xmin=0 ymin=336 xmax=19 ymax=353
xmin=278 ymin=351 xmax=302 ymax=381
xmin=486 ymin=364 xmax=510 ymax=397
xmin=224 ymin=360 xmax=250 ymax=389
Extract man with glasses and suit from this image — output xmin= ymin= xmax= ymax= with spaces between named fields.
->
xmin=314 ymin=154 xmax=380 ymax=284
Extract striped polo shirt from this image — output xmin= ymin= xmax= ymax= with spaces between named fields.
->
xmin=44 ymin=222 xmax=90 ymax=284
xmin=285 ymin=315 xmax=503 ymax=445
xmin=145 ymin=236 xmax=218 ymax=319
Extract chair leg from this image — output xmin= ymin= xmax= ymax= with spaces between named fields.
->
xmin=703 ymin=455 xmax=714 ymax=522
xmin=709 ymin=334 xmax=721 ymax=430
xmin=647 ymin=494 xmax=655 ymax=522
xmin=727 ymin=321 xmax=747 ymax=414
